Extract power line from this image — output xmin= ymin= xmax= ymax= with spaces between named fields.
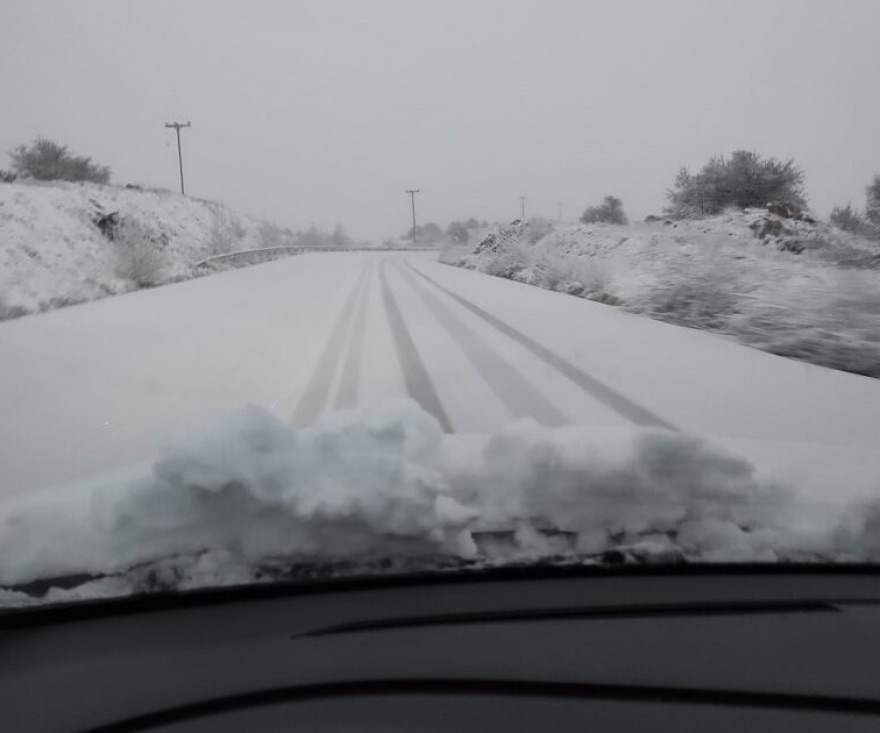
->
xmin=405 ymin=189 xmax=420 ymax=245
xmin=164 ymin=121 xmax=191 ymax=195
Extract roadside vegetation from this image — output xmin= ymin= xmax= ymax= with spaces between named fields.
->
xmin=4 ymin=138 xmax=110 ymax=185
xmin=111 ymin=218 xmax=167 ymax=288
xmin=0 ymin=135 xmax=377 ymax=319
xmin=581 ymin=195 xmax=628 ymax=225
xmin=443 ymin=150 xmax=880 ymax=378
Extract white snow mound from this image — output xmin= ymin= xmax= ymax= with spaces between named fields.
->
xmin=1 ymin=402 xmax=879 ymax=604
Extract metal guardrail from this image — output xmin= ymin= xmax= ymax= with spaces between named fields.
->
xmin=193 ymin=245 xmax=438 ymax=268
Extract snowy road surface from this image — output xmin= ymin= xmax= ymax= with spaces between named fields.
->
xmin=2 ymin=250 xmax=880 ymax=498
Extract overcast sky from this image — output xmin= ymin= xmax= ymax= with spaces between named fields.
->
xmin=3 ymin=0 xmax=879 ymax=240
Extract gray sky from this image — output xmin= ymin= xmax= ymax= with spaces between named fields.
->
xmin=3 ymin=0 xmax=879 ymax=240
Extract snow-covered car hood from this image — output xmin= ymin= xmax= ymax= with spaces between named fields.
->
xmin=1 ymin=401 xmax=879 ymax=607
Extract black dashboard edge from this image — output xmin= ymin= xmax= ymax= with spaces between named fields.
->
xmin=80 ymin=678 xmax=880 ymax=733
xmin=2 ymin=562 xmax=880 ymax=628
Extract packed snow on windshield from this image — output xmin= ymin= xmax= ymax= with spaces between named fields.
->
xmin=1 ymin=401 xmax=879 ymax=608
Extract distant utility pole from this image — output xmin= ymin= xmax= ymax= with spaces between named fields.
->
xmin=164 ymin=121 xmax=191 ymax=195
xmin=405 ymin=189 xmax=420 ymax=245
xmin=557 ymin=202 xmax=563 ymax=222
xmin=519 ymin=196 xmax=526 ymax=220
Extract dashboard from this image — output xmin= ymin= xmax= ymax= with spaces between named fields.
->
xmin=2 ymin=566 xmax=879 ymax=732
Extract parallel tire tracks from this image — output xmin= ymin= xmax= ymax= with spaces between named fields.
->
xmin=397 ymin=263 xmax=567 ymax=427
xmin=293 ymin=256 xmax=672 ymax=433
xmin=405 ymin=261 xmax=675 ymax=430
xmin=379 ymin=261 xmax=453 ymax=432
xmin=334 ymin=264 xmax=372 ymax=409
xmin=292 ymin=267 xmax=370 ymax=425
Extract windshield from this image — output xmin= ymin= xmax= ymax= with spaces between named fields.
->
xmin=2 ymin=0 xmax=880 ymax=608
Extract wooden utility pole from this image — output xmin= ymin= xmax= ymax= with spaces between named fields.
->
xmin=405 ymin=189 xmax=420 ymax=245
xmin=519 ymin=196 xmax=526 ymax=220
xmin=164 ymin=121 xmax=191 ymax=195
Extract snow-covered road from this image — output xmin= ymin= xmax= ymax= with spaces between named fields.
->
xmin=2 ymin=250 xmax=880 ymax=498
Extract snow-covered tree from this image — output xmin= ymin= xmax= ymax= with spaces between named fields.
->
xmin=256 ymin=221 xmax=282 ymax=248
xmin=830 ymin=204 xmax=866 ymax=234
xmin=580 ymin=195 xmax=628 ymax=225
xmin=665 ymin=150 xmax=805 ymax=218
xmin=331 ymin=224 xmax=351 ymax=248
xmin=447 ymin=221 xmax=470 ymax=243
xmin=406 ymin=222 xmax=445 ymax=244
xmin=829 ymin=175 xmax=880 ymax=239
xmin=9 ymin=138 xmax=110 ymax=184
xmin=296 ymin=225 xmax=329 ymax=248
xmin=865 ymin=174 xmax=880 ymax=227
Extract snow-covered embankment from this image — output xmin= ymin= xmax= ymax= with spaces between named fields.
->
xmin=0 ymin=180 xmax=274 ymax=319
xmin=442 ymin=212 xmax=880 ymax=377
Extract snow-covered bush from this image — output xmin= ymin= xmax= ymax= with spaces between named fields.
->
xmin=9 ymin=138 xmax=110 ymax=184
xmin=229 ymin=216 xmax=247 ymax=240
xmin=204 ymin=212 xmax=245 ymax=257
xmin=447 ymin=221 xmax=470 ymax=244
xmin=633 ymin=254 xmax=742 ymax=329
xmin=866 ymin=175 xmax=880 ymax=228
xmin=469 ymin=221 xmax=623 ymax=302
xmin=829 ymin=178 xmax=880 ymax=242
xmin=830 ymin=204 xmax=867 ymax=235
xmin=580 ymin=195 xmax=628 ymax=225
xmin=113 ymin=218 xmax=166 ymax=288
xmin=734 ymin=271 xmax=880 ymax=378
xmin=0 ymin=295 xmax=28 ymax=321
xmin=527 ymin=217 xmax=554 ymax=243
xmin=483 ymin=245 xmax=528 ymax=280
xmin=559 ymin=256 xmax=619 ymax=303
xmin=256 ymin=221 xmax=283 ymax=249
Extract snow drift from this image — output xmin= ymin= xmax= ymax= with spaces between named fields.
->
xmin=442 ymin=212 xmax=880 ymax=377
xmin=0 ymin=180 xmax=269 ymax=318
xmin=1 ymin=401 xmax=879 ymax=606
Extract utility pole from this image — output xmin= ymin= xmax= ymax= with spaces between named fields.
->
xmin=164 ymin=121 xmax=191 ymax=195
xmin=519 ymin=196 xmax=526 ymax=220
xmin=557 ymin=202 xmax=563 ymax=222
xmin=405 ymin=189 xmax=420 ymax=245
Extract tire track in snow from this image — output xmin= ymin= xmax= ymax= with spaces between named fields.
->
xmin=292 ymin=267 xmax=369 ymax=425
xmin=397 ymin=263 xmax=568 ymax=427
xmin=334 ymin=264 xmax=373 ymax=410
xmin=379 ymin=261 xmax=453 ymax=432
xmin=405 ymin=262 xmax=675 ymax=430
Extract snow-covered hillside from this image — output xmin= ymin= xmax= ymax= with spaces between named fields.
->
xmin=442 ymin=211 xmax=880 ymax=377
xmin=0 ymin=180 xmax=272 ymax=318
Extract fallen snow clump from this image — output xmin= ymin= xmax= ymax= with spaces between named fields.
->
xmin=1 ymin=401 xmax=878 ymax=605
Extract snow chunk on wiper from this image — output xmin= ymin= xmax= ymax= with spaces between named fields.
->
xmin=0 ymin=402 xmax=478 ymax=589
xmin=1 ymin=400 xmax=879 ymax=603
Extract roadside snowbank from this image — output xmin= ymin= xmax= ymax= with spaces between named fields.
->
xmin=442 ymin=213 xmax=880 ymax=377
xmin=1 ymin=402 xmax=878 ymax=604
xmin=0 ymin=180 xmax=269 ymax=318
